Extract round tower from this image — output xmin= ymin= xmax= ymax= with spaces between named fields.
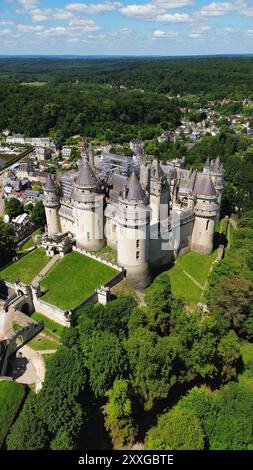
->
xmin=191 ymin=174 xmax=219 ymax=255
xmin=43 ymin=174 xmax=60 ymax=236
xmin=71 ymin=157 xmax=104 ymax=250
xmin=210 ymin=157 xmax=225 ymax=207
xmin=150 ymin=159 xmax=170 ymax=224
xmin=116 ymin=172 xmax=151 ymax=289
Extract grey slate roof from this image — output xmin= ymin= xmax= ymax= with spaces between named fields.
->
xmin=212 ymin=156 xmax=221 ymax=172
xmin=75 ymin=158 xmax=98 ymax=188
xmin=194 ymin=173 xmax=217 ymax=197
xmin=204 ymin=157 xmax=210 ymax=169
xmin=45 ymin=174 xmax=57 ymax=191
xmin=127 ymin=172 xmax=145 ymax=201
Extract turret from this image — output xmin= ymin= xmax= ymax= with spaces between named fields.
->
xmin=71 ymin=157 xmax=104 ymax=250
xmin=43 ymin=174 xmax=60 ymax=236
xmin=203 ymin=157 xmax=210 ymax=174
xmin=210 ymin=156 xmax=225 ymax=207
xmin=139 ymin=155 xmax=151 ymax=192
xmin=191 ymin=174 xmax=219 ymax=255
xmin=116 ymin=172 xmax=150 ymax=288
xmin=150 ymin=159 xmax=170 ymax=225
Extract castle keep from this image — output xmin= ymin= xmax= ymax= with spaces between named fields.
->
xmin=43 ymin=153 xmax=224 ymax=288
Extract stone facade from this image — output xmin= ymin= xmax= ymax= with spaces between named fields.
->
xmin=43 ymin=153 xmax=224 ymax=288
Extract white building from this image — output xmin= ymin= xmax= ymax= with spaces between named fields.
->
xmin=6 ymin=134 xmax=25 ymax=145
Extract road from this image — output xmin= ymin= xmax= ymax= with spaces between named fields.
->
xmin=0 ymin=171 xmax=6 ymax=217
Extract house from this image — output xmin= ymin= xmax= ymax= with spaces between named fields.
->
xmin=11 ymin=213 xmax=34 ymax=240
xmin=6 ymin=134 xmax=25 ymax=145
xmin=62 ymin=147 xmax=72 ymax=158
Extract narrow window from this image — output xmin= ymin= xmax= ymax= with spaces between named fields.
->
xmin=136 ymin=251 xmax=140 ymax=260
xmin=136 ymin=239 xmax=140 ymax=248
xmin=87 ymin=232 xmax=90 ymax=240
xmin=206 ymin=220 xmax=210 ymax=231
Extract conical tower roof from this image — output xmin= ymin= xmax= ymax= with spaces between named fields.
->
xmin=200 ymin=173 xmax=217 ymax=197
xmin=127 ymin=172 xmax=145 ymax=202
xmin=204 ymin=157 xmax=210 ymax=169
xmin=213 ymin=156 xmax=221 ymax=172
xmin=75 ymin=157 xmax=98 ymax=188
xmin=45 ymin=173 xmax=57 ymax=191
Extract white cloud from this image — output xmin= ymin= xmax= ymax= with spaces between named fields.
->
xmin=152 ymin=29 xmax=179 ymax=38
xmin=156 ymin=13 xmax=190 ymax=22
xmin=120 ymin=0 xmax=193 ymax=19
xmin=196 ymin=2 xmax=235 ymax=18
xmin=0 ymin=20 xmax=13 ymax=25
xmin=66 ymin=2 xmax=121 ymax=14
xmin=0 ymin=28 xmax=12 ymax=35
xmin=189 ymin=24 xmax=211 ymax=37
xmin=17 ymin=24 xmax=43 ymax=32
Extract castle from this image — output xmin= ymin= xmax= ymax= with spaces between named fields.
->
xmin=43 ymin=152 xmax=224 ymax=288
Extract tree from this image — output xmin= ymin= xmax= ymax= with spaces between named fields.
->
xmin=208 ymin=273 xmax=253 ymax=330
xmin=208 ymin=383 xmax=253 ymax=450
xmin=84 ymin=331 xmax=127 ymax=397
xmin=0 ymin=219 xmax=17 ymax=267
xmin=5 ymin=198 xmax=23 ymax=219
xmin=37 ymin=347 xmax=85 ymax=436
xmin=51 ymin=429 xmax=76 ymax=450
xmin=125 ymin=328 xmax=180 ymax=409
xmin=7 ymin=394 xmax=49 ymax=450
xmin=104 ymin=379 xmax=137 ymax=449
xmin=128 ymin=307 xmax=149 ymax=335
xmin=145 ymin=408 xmax=204 ymax=450
xmin=30 ymin=200 xmax=46 ymax=227
xmin=217 ymin=330 xmax=241 ymax=382
xmin=145 ymin=273 xmax=172 ymax=334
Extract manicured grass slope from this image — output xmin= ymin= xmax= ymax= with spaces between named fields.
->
xmin=168 ymin=266 xmax=202 ymax=304
xmin=41 ymin=251 xmax=117 ymax=310
xmin=0 ymin=381 xmax=25 ymax=447
xmin=0 ymin=248 xmax=49 ymax=284
xmin=28 ymin=333 xmax=58 ymax=351
xmin=168 ymin=249 xmax=218 ymax=304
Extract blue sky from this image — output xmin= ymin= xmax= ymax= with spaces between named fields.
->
xmin=0 ymin=0 xmax=253 ymax=55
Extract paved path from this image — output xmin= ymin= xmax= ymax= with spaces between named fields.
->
xmin=39 ymin=349 xmax=57 ymax=354
xmin=8 ymin=345 xmax=45 ymax=392
xmin=0 ymin=172 xmax=6 ymax=217
xmin=32 ymin=254 xmax=60 ymax=285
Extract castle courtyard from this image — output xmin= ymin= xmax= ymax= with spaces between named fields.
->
xmin=40 ymin=251 xmax=118 ymax=310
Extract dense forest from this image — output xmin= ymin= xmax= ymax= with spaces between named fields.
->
xmin=1 ymin=56 xmax=253 ymax=142
xmin=6 ymin=209 xmax=253 ymax=450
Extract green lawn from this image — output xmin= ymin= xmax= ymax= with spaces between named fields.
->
xmin=21 ymin=81 xmax=47 ymax=87
xmin=40 ymin=251 xmax=118 ymax=310
xmin=167 ymin=249 xmax=218 ymax=304
xmin=17 ymin=229 xmax=43 ymax=253
xmin=28 ymin=332 xmax=59 ymax=351
xmin=175 ymin=250 xmax=218 ymax=285
xmin=168 ymin=265 xmax=203 ymax=304
xmin=31 ymin=312 xmax=65 ymax=339
xmin=0 ymin=381 xmax=25 ymax=448
xmin=21 ymin=237 xmax=35 ymax=250
xmin=0 ymin=248 xmax=50 ymax=284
